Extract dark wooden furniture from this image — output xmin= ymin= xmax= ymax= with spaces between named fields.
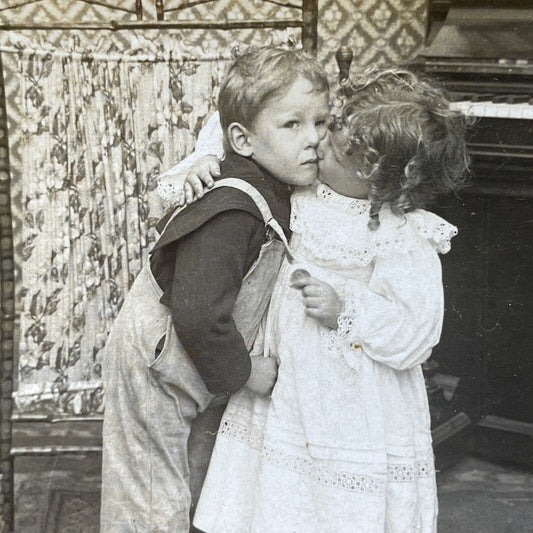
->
xmin=0 ymin=52 xmax=15 ymax=532
xmin=413 ymin=0 xmax=533 ymax=469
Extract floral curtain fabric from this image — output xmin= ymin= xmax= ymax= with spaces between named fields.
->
xmin=0 ymin=29 xmax=298 ymax=416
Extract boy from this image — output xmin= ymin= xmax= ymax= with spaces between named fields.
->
xmin=100 ymin=46 xmax=330 ymax=533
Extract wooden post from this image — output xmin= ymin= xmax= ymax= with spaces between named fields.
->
xmin=301 ymin=0 xmax=318 ymax=55
xmin=335 ymin=46 xmax=353 ymax=83
xmin=135 ymin=0 xmax=143 ymax=20
xmin=156 ymin=0 xmax=164 ymax=21
xmin=0 ymin=53 xmax=14 ymax=533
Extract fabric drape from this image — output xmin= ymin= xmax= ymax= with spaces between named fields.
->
xmin=0 ymin=30 xmax=294 ymax=416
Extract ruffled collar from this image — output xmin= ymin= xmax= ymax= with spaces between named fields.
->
xmin=316 ymin=182 xmax=370 ymax=217
xmin=290 ymin=184 xmax=458 ymax=267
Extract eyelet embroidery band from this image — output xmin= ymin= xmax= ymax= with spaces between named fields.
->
xmin=219 ymin=418 xmax=384 ymax=494
xmin=316 ymin=183 xmax=370 ymax=216
xmin=264 ymin=447 xmax=384 ymax=494
xmin=158 ymin=175 xmax=183 ymax=206
xmin=219 ymin=418 xmax=434 ymax=492
xmin=387 ymin=462 xmax=434 ymax=482
xmin=321 ymin=293 xmax=361 ymax=362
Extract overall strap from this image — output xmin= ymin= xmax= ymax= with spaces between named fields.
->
xmin=160 ymin=177 xmax=294 ymax=261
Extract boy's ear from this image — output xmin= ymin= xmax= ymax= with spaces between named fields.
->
xmin=227 ymin=122 xmax=254 ymax=157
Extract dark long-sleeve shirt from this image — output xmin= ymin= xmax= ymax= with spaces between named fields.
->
xmin=150 ymin=153 xmax=291 ymax=395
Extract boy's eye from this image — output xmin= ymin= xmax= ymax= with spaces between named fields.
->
xmin=315 ymin=119 xmax=328 ymax=140
xmin=282 ymin=120 xmax=300 ymax=129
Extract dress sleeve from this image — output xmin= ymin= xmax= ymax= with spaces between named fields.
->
xmin=158 ymin=112 xmax=224 ymax=204
xmin=324 ymin=240 xmax=444 ymax=371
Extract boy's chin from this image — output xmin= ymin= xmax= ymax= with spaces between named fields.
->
xmin=293 ymin=171 xmax=318 ymax=186
xmin=299 ymin=175 xmax=317 ymax=186
xmin=273 ymin=166 xmax=317 ymax=187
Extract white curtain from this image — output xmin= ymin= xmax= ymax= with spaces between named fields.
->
xmin=0 ymin=29 xmax=297 ymax=416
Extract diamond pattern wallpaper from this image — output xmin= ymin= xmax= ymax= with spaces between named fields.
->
xmin=318 ymin=0 xmax=426 ymax=77
xmin=0 ymin=0 xmax=140 ymax=24
xmin=0 ymin=0 xmax=426 ymax=69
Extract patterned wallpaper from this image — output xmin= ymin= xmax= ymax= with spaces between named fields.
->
xmin=318 ymin=0 xmax=426 ymax=77
xmin=0 ymin=0 xmax=141 ymax=23
xmin=0 ymin=0 xmax=426 ymax=71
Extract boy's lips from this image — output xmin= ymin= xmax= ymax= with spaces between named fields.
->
xmin=302 ymin=159 xmax=318 ymax=165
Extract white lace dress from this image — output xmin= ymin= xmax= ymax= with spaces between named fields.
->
xmin=193 ymin=182 xmax=457 ymax=533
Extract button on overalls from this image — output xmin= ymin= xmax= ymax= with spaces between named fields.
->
xmin=100 ymin=179 xmax=291 ymax=532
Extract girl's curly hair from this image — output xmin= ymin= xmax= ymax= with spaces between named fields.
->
xmin=335 ymin=67 xmax=472 ymax=229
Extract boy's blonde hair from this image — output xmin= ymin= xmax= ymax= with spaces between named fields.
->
xmin=218 ymin=46 xmax=329 ymax=144
xmin=335 ymin=67 xmax=471 ymax=229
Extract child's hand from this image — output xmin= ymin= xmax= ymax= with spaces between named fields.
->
xmin=291 ymin=275 xmax=344 ymax=329
xmin=244 ymin=356 xmax=278 ymax=396
xmin=162 ymin=154 xmax=221 ymax=206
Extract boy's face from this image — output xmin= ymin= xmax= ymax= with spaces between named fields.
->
xmin=247 ymin=77 xmax=330 ymax=186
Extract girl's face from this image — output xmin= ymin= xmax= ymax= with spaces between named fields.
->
xmin=317 ymin=126 xmax=369 ymax=199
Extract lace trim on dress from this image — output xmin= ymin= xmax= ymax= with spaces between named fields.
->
xmin=387 ymin=462 xmax=434 ymax=482
xmin=321 ymin=296 xmax=361 ymax=357
xmin=219 ymin=418 xmax=434 ymax=491
xmin=219 ymin=418 xmax=385 ymax=494
xmin=316 ymin=183 xmax=370 ymax=216
xmin=158 ymin=175 xmax=186 ymax=206
xmin=408 ymin=212 xmax=458 ymax=254
xmin=290 ymin=184 xmax=458 ymax=266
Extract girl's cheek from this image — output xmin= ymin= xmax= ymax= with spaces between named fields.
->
xmin=318 ymin=133 xmax=335 ymax=161
xmin=330 ymin=129 xmax=350 ymax=153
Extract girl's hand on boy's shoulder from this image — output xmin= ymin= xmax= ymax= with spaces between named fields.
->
xmin=184 ymin=154 xmax=220 ymax=203
xmin=162 ymin=154 xmax=220 ymax=207
xmin=291 ymin=274 xmax=344 ymax=330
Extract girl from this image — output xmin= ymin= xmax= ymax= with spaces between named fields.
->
xmin=162 ymin=67 xmax=469 ymax=533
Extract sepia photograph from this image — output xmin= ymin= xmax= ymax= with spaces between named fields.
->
xmin=0 ymin=0 xmax=532 ymax=531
